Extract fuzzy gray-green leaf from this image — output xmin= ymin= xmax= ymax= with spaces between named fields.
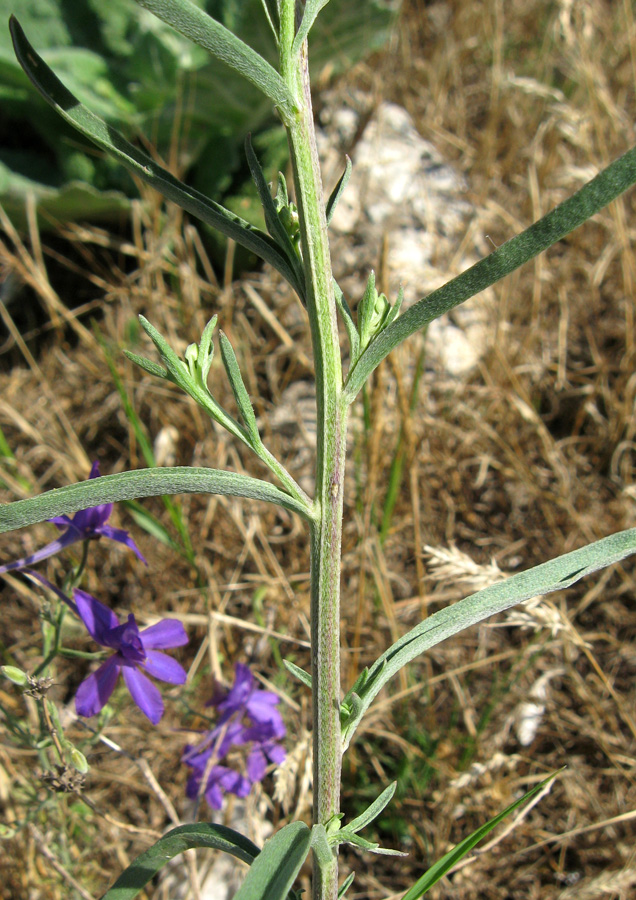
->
xmin=344 ymin=143 xmax=636 ymax=400
xmin=232 ymin=822 xmax=311 ymax=900
xmin=0 ymin=468 xmax=313 ymax=534
xmin=245 ymin=134 xmax=304 ymax=296
xmin=334 ymin=279 xmax=360 ymax=364
xmin=133 ymin=0 xmax=295 ymax=118
xmin=99 ymin=823 xmax=260 ymax=900
xmin=219 ymin=331 xmax=261 ymax=443
xmin=9 ymin=17 xmax=302 ymax=295
xmin=292 ymin=0 xmax=334 ymax=55
xmin=326 ymin=155 xmax=352 ymax=226
xmin=342 ymin=527 xmax=636 ymax=749
xmin=345 ymin=782 xmax=397 ymax=835
xmin=123 ymin=351 xmax=167 ymax=380
xmin=284 ymin=659 xmax=313 ymax=689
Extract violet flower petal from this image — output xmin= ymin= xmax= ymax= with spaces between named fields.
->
xmin=0 ymin=529 xmax=80 ymax=575
xmin=122 ymin=666 xmax=164 ymax=724
xmin=96 ymin=525 xmax=147 ymax=563
xmin=217 ymin=766 xmax=251 ymax=799
xmin=140 ymin=619 xmax=188 ymax=649
xmin=265 ymin=742 xmax=286 ymax=765
xmin=75 ymin=656 xmax=120 ymax=717
xmin=216 ymin=662 xmax=253 ymax=713
xmin=246 ymin=745 xmax=267 ymax=782
xmin=205 ymin=780 xmax=224 ymax=810
xmin=143 ymin=651 xmax=187 ymax=684
xmin=74 ymin=589 xmax=119 ymax=643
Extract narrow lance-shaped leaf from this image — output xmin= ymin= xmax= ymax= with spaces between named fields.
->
xmin=245 ymin=134 xmax=305 ymax=294
xmin=9 ymin=18 xmax=304 ymax=299
xmin=326 ymin=156 xmax=352 ymax=225
xmin=219 ymin=331 xmax=261 ymax=444
xmin=334 ymin=279 xmax=360 ymax=364
xmin=133 ymin=0 xmax=295 ymax=119
xmin=401 ymin=771 xmax=561 ymax=899
xmin=342 ymin=527 xmax=636 ymax=749
xmin=284 ymin=658 xmax=313 ymax=689
xmin=338 ymin=872 xmax=356 ymax=898
xmin=292 ymin=0 xmax=334 ymax=55
xmin=232 ymin=821 xmax=311 ymax=900
xmin=0 ymin=468 xmax=314 ymax=536
xmin=131 ymin=316 xmax=251 ymax=449
xmin=344 ymin=143 xmax=636 ymax=400
xmin=345 ymin=782 xmax=397 ymax=835
xmin=99 ymin=823 xmax=261 ymax=900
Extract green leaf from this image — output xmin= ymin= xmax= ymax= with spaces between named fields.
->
xmin=338 ymin=872 xmax=355 ymax=898
xmin=400 ymin=772 xmax=561 ymax=899
xmin=310 ymin=824 xmax=334 ymax=873
xmin=136 ymin=315 xmax=250 ymax=447
xmin=0 ymin=467 xmax=314 ymax=535
xmin=219 ymin=331 xmax=261 ymax=444
xmin=122 ymin=350 xmax=166 ymax=379
xmin=99 ymin=822 xmax=260 ymax=900
xmin=292 ymin=0 xmax=334 ymax=55
xmin=344 ymin=143 xmax=636 ymax=400
xmin=334 ymin=278 xmax=360 ymax=365
xmin=283 ymin=659 xmax=313 ymax=689
xmin=232 ymin=821 xmax=311 ymax=900
xmin=336 ymin=829 xmax=406 ymax=856
xmin=345 ymin=782 xmax=396 ymax=835
xmin=245 ymin=133 xmax=305 ymax=295
xmin=326 ymin=155 xmax=352 ymax=225
xmin=342 ymin=527 xmax=636 ymax=749
xmin=133 ymin=0 xmax=295 ymax=118
xmin=8 ymin=16 xmax=303 ymax=296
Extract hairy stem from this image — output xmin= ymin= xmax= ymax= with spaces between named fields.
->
xmin=281 ymin=3 xmax=345 ymax=898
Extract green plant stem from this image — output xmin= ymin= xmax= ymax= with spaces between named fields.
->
xmin=280 ymin=4 xmax=345 ymax=898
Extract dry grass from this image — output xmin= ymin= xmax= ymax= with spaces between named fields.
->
xmin=1 ymin=0 xmax=636 ymax=898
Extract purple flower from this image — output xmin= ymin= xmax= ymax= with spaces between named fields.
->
xmin=186 ymin=763 xmax=252 ymax=811
xmin=0 ymin=462 xmax=146 ymax=575
xmin=183 ymin=663 xmax=286 ymax=809
xmin=214 ymin=663 xmax=286 ymax=739
xmin=74 ymin=590 xmax=188 ymax=724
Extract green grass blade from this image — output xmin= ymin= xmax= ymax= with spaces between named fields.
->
xmin=9 ymin=16 xmax=303 ymax=297
xmin=99 ymin=822 xmax=260 ymax=900
xmin=232 ymin=821 xmax=311 ymax=900
xmin=133 ymin=0 xmax=295 ymax=117
xmin=344 ymin=144 xmax=636 ymax=400
xmin=342 ymin=527 xmax=636 ymax=749
xmin=401 ymin=772 xmax=561 ymax=899
xmin=0 ymin=467 xmax=314 ymax=535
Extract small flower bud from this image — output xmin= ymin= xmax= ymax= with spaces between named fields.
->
xmin=1 ymin=665 xmax=28 ymax=686
xmin=69 ymin=748 xmax=89 ymax=775
xmin=184 ymin=342 xmax=199 ymax=378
